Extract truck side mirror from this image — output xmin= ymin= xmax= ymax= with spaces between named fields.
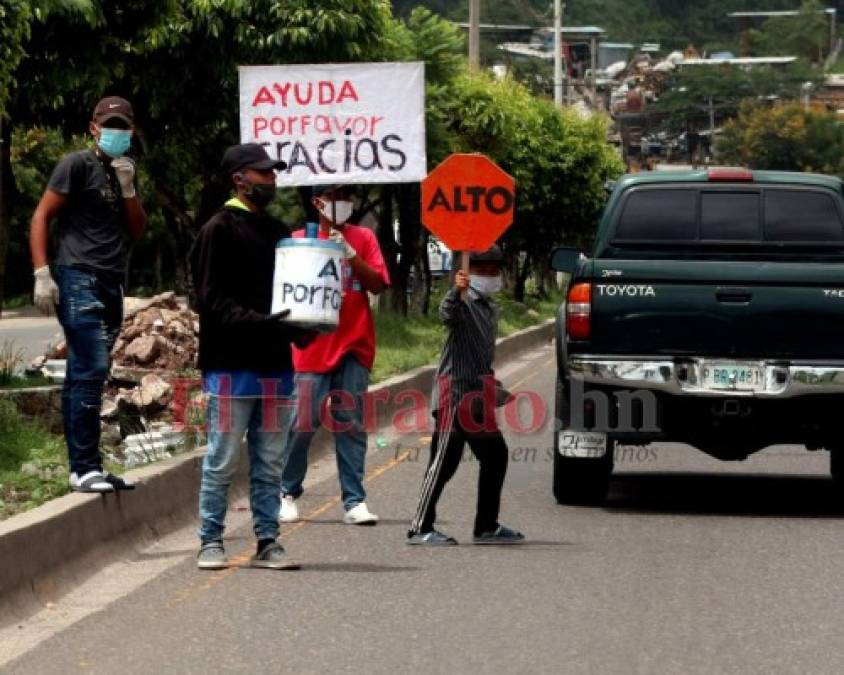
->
xmin=549 ymin=246 xmax=584 ymax=275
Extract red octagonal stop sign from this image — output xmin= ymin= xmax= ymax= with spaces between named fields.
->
xmin=421 ymin=154 xmax=515 ymax=252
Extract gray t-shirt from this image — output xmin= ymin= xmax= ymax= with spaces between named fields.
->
xmin=48 ymin=149 xmax=128 ymax=278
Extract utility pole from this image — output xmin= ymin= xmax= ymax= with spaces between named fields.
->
xmin=469 ymin=0 xmax=481 ymax=69
xmin=554 ymin=0 xmax=564 ymax=108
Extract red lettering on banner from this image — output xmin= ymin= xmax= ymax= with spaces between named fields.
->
xmin=252 ymin=86 xmax=275 ymax=106
xmin=251 ymin=80 xmax=360 ymax=108
xmin=294 ymin=83 xmax=313 ymax=106
xmin=318 ymin=81 xmax=335 ymax=104
xmin=273 ymin=83 xmax=292 ymax=106
xmin=337 ymin=80 xmax=359 ymax=103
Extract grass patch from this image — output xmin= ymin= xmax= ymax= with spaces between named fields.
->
xmin=0 ymin=399 xmax=69 ymax=519
xmin=372 ymin=287 xmax=563 ymax=383
xmin=0 ymin=375 xmax=55 ymax=390
xmin=0 ymin=340 xmax=24 ymax=387
xmin=372 ymin=312 xmax=447 ymax=382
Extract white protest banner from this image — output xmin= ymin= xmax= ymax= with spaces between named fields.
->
xmin=239 ymin=62 xmax=426 ymax=186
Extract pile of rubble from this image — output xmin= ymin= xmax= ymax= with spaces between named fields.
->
xmin=113 ymin=291 xmax=199 ymax=372
xmin=30 ymin=291 xmax=200 ymax=376
xmin=27 ymin=291 xmax=205 ymax=468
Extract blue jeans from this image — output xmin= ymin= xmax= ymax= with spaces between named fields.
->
xmin=281 ymin=354 xmax=369 ymax=511
xmin=199 ymin=394 xmax=294 ymax=543
xmin=55 ymin=265 xmax=123 ymax=476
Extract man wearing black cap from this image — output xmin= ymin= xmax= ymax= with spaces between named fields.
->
xmin=407 ymin=245 xmax=525 ymax=546
xmin=29 ymin=95 xmax=146 ymax=493
xmin=190 ymin=143 xmax=310 ymax=570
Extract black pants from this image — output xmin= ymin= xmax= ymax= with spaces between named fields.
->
xmin=411 ymin=406 xmax=509 ymax=536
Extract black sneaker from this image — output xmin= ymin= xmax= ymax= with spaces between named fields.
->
xmin=249 ymin=541 xmax=300 ymax=570
xmin=472 ymin=525 xmax=525 ymax=545
xmin=406 ymin=530 xmax=458 ymax=546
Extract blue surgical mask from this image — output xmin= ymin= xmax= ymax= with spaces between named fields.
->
xmin=97 ymin=128 xmax=132 ymax=158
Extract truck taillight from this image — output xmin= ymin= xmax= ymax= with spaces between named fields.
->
xmin=566 ymin=282 xmax=592 ymax=341
xmin=707 ymin=168 xmax=753 ymax=182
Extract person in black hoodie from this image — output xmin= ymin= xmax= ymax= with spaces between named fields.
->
xmin=191 ymin=143 xmax=309 ymax=571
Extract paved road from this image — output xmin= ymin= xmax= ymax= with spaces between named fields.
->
xmin=4 ymin=343 xmax=844 ymax=674
xmin=0 ymin=307 xmax=61 ymax=363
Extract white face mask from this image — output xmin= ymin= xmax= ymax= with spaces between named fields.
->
xmin=318 ymin=199 xmax=353 ymax=225
xmin=470 ymin=274 xmax=503 ymax=297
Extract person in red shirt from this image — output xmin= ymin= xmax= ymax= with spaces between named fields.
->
xmin=280 ymin=184 xmax=390 ymax=525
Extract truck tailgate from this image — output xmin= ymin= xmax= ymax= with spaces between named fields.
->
xmin=588 ymin=259 xmax=844 ymax=359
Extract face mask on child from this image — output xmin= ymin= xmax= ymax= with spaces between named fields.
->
xmin=470 ymin=274 xmax=503 ymax=296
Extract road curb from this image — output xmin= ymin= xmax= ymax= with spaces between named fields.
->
xmin=0 ymin=318 xmax=554 ymax=624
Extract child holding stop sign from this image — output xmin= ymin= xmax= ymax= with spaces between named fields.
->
xmin=407 ymin=245 xmax=525 ymax=546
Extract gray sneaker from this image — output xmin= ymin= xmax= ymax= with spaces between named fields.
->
xmin=472 ymin=525 xmax=525 ymax=545
xmin=249 ymin=541 xmax=300 ymax=570
xmin=406 ymin=530 xmax=458 ymax=546
xmin=197 ymin=540 xmax=227 ymax=570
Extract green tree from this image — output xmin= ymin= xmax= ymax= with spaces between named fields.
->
xmin=652 ymin=62 xmax=824 ymax=134
xmin=2 ymin=0 xmax=399 ymax=303
xmin=0 ymin=0 xmax=98 ymax=316
xmin=750 ymin=0 xmax=830 ymax=63
xmin=717 ymin=100 xmax=844 ymax=174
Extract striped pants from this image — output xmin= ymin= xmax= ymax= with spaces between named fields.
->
xmin=410 ymin=405 xmax=509 ymax=536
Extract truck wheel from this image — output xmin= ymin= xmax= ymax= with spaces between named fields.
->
xmin=552 ymin=375 xmax=614 ymax=505
xmin=553 ymin=451 xmax=614 ymax=505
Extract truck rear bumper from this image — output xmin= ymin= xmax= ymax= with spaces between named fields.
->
xmin=568 ymin=356 xmax=844 ymax=399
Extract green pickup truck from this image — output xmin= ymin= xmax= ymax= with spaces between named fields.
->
xmin=550 ymin=168 xmax=844 ymax=504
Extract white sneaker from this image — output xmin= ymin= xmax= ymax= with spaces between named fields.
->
xmin=279 ymin=495 xmax=300 ymax=523
xmin=343 ymin=502 xmax=379 ymax=526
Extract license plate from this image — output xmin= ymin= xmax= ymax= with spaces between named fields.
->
xmin=700 ymin=363 xmax=764 ymax=391
xmin=559 ymin=431 xmax=608 ymax=458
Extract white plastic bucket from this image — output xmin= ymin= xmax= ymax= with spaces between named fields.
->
xmin=271 ymin=238 xmax=344 ymax=332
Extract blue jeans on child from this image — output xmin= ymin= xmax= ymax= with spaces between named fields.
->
xmin=55 ymin=265 xmax=123 ymax=477
xmin=280 ymin=354 xmax=370 ymax=511
xmin=199 ymin=393 xmax=294 ymax=543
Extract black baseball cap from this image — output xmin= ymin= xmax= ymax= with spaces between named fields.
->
xmin=220 ymin=143 xmax=287 ymax=175
xmin=93 ymin=96 xmax=134 ymax=126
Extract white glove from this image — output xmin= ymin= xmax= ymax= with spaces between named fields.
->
xmin=329 ymin=228 xmax=357 ymax=260
xmin=33 ymin=266 xmax=59 ymax=316
xmin=111 ymin=156 xmax=136 ymax=198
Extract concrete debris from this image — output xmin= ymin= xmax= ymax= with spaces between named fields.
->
xmin=122 ymin=428 xmax=186 ymax=468
xmin=100 ymin=395 xmax=120 ymax=420
xmin=46 ymin=341 xmax=67 ymax=360
xmin=32 ymin=292 xmax=202 ymax=462
xmin=123 ymin=335 xmax=164 ymax=365
xmin=112 ymin=293 xmax=198 ymax=372
xmin=124 ymin=374 xmax=173 ymax=413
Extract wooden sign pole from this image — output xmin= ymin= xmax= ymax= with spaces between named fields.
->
xmin=460 ymin=250 xmax=470 ymax=300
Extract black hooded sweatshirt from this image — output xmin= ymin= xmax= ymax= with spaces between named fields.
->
xmin=190 ymin=202 xmax=299 ymax=373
